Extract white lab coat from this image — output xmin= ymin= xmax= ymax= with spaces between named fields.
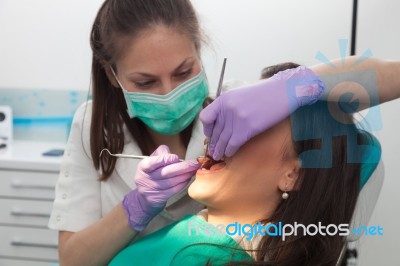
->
xmin=48 ymin=101 xmax=205 ymax=238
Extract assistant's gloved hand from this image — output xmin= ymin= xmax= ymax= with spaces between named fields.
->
xmin=122 ymin=145 xmax=200 ymax=232
xmin=200 ymin=66 xmax=325 ymax=160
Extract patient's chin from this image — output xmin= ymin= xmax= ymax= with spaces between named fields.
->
xmin=188 ymin=179 xmax=213 ymax=204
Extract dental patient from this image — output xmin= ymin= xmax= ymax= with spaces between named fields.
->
xmin=110 ymin=63 xmax=381 ymax=266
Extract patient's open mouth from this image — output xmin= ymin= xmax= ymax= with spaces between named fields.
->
xmin=197 ymin=156 xmax=226 ymax=171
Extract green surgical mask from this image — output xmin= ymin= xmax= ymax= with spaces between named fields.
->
xmin=111 ymin=68 xmax=209 ymax=135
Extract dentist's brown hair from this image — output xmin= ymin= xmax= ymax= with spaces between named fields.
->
xmin=89 ymin=0 xmax=205 ymax=180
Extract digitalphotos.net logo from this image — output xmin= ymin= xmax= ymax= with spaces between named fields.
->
xmin=187 ymin=219 xmax=383 ymax=241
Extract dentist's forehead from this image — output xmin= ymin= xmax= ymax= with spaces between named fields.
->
xmin=114 ymin=26 xmax=199 ymax=72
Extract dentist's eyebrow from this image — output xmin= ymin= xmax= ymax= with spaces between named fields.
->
xmin=173 ymin=57 xmax=194 ymax=72
xmin=128 ymin=57 xmax=194 ymax=78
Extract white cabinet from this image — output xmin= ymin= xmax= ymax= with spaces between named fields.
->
xmin=0 ymin=141 xmax=64 ymax=265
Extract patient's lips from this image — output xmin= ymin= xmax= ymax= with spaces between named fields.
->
xmin=209 ymin=161 xmax=226 ymax=171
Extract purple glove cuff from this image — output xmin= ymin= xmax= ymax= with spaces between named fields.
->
xmin=273 ymin=65 xmax=317 ymax=81
xmin=279 ymin=66 xmax=326 ymax=109
xmin=122 ymin=189 xmax=164 ymax=232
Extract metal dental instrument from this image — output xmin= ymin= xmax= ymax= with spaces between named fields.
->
xmin=99 ymin=148 xmax=184 ymax=161
xmin=99 ymin=148 xmax=149 ymax=160
xmin=216 ymin=58 xmax=227 ymax=98
xmin=203 ymin=57 xmax=227 ymax=158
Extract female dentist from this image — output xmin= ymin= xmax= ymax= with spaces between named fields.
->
xmin=48 ymin=0 xmax=400 ymax=265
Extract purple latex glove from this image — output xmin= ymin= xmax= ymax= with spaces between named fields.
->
xmin=122 ymin=145 xmax=200 ymax=231
xmin=200 ymin=66 xmax=325 ymax=160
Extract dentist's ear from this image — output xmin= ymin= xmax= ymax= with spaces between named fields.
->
xmin=104 ymin=65 xmax=120 ymax=88
xmin=278 ymin=159 xmax=301 ymax=192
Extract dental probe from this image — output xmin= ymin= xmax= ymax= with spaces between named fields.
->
xmin=100 ymin=148 xmax=149 ymax=159
xmin=203 ymin=57 xmax=227 ymax=157
xmin=99 ymin=148 xmax=184 ymax=161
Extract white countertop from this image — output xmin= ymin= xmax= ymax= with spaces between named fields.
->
xmin=0 ymin=141 xmax=65 ymax=172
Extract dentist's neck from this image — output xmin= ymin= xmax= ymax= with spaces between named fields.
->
xmin=147 ymin=128 xmax=186 ymax=159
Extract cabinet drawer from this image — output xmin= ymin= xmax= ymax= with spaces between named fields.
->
xmin=0 ymin=226 xmax=58 ymax=261
xmin=0 ymin=199 xmax=53 ymax=227
xmin=0 ymin=170 xmax=57 ymax=200
xmin=0 ymin=258 xmax=57 ymax=266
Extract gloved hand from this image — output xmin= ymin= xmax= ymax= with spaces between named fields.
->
xmin=122 ymin=145 xmax=200 ymax=231
xmin=200 ymin=66 xmax=325 ymax=160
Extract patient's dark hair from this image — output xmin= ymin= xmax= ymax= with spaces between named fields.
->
xmin=260 ymin=62 xmax=300 ymax=79
xmin=226 ymin=63 xmax=372 ymax=265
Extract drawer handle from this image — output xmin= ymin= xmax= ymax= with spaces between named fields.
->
xmin=11 ymin=239 xmax=58 ymax=249
xmin=11 ymin=180 xmax=55 ymax=190
xmin=11 ymin=210 xmax=51 ymax=218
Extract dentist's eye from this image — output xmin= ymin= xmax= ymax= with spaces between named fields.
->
xmin=176 ymin=68 xmax=192 ymax=79
xmin=134 ymin=80 xmax=156 ymax=89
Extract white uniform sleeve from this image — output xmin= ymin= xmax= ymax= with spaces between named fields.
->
xmin=48 ymin=101 xmax=102 ymax=232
